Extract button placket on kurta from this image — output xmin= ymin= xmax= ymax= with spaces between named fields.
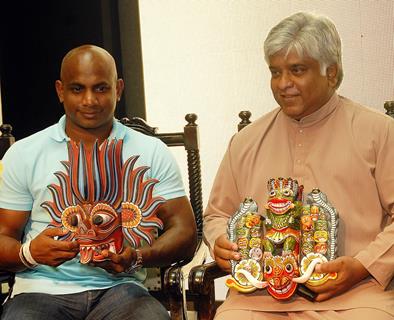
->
xmin=293 ymin=125 xmax=307 ymax=183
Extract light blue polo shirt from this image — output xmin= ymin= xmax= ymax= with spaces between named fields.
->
xmin=0 ymin=115 xmax=186 ymax=296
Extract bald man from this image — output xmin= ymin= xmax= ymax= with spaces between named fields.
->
xmin=0 ymin=45 xmax=196 ymax=320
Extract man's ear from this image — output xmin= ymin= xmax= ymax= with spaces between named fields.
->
xmin=55 ymin=80 xmax=64 ymax=103
xmin=116 ymin=79 xmax=125 ymax=102
xmin=326 ymin=64 xmax=338 ymax=88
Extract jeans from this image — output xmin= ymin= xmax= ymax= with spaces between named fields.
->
xmin=1 ymin=283 xmax=170 ymax=320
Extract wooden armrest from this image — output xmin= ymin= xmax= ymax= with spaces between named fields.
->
xmin=188 ymin=261 xmax=227 ymax=295
xmin=187 ymin=262 xmax=227 ymax=320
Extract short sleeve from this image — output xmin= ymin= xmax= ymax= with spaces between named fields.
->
xmin=0 ymin=142 xmax=33 ymax=211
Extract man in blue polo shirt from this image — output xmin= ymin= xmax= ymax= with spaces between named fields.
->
xmin=0 ymin=44 xmax=197 ymax=319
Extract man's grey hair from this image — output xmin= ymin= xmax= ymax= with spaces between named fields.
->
xmin=264 ymin=12 xmax=343 ymax=88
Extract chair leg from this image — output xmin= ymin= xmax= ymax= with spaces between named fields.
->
xmin=188 ymin=262 xmax=227 ymax=320
xmin=165 ymin=266 xmax=188 ymax=320
xmin=195 ymin=290 xmax=216 ymax=320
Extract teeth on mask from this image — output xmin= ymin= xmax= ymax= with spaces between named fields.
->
xmin=80 ymin=246 xmax=94 ymax=264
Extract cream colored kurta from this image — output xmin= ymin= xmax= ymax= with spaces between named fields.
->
xmin=203 ymin=93 xmax=394 ymax=317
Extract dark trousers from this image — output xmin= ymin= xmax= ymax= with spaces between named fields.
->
xmin=1 ymin=283 xmax=169 ymax=320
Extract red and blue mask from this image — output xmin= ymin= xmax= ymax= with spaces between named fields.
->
xmin=41 ymin=139 xmax=164 ymax=264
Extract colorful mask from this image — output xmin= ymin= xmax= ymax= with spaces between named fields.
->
xmin=225 ymin=178 xmax=339 ymax=299
xmin=41 ymin=139 xmax=165 ymax=264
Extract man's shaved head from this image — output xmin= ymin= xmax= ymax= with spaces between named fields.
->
xmin=60 ymin=45 xmax=118 ymax=82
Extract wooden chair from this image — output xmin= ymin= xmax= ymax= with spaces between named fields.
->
xmin=187 ymin=111 xmax=251 ymax=320
xmin=0 ymin=115 xmax=203 ymax=320
xmin=188 ymin=104 xmax=394 ymax=320
xmin=120 ymin=114 xmax=204 ymax=320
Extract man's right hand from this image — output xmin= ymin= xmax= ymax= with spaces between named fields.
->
xmin=213 ymin=233 xmax=240 ymax=273
xmin=30 ymin=228 xmax=80 ymax=267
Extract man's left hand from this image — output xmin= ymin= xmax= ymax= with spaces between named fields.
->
xmin=91 ymin=246 xmax=136 ymax=274
xmin=306 ymin=256 xmax=370 ymax=301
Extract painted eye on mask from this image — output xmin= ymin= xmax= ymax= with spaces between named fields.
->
xmin=285 ymin=263 xmax=294 ymax=273
xmin=90 ymin=203 xmax=118 ymax=229
xmin=269 ymin=190 xmax=276 ymax=197
xmin=61 ymin=205 xmax=83 ymax=232
xmin=265 ymin=264 xmax=273 ymax=274
xmin=70 ymin=215 xmax=79 ymax=226
xmin=92 ymin=212 xmax=115 ymax=226
xmin=282 ymin=188 xmax=293 ymax=197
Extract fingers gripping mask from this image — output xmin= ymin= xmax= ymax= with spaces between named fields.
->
xmin=41 ymin=139 xmax=165 ymax=264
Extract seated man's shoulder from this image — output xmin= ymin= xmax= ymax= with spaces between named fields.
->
xmin=232 ymin=107 xmax=280 ymax=143
xmin=121 ymin=126 xmax=171 ymax=163
xmin=340 ymin=96 xmax=394 ymax=127
xmin=6 ymin=124 xmax=57 ymax=156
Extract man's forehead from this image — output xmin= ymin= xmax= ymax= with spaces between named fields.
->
xmin=64 ymin=53 xmax=104 ymax=70
xmin=65 ymin=80 xmax=110 ymax=87
xmin=269 ymin=50 xmax=316 ymax=66
xmin=61 ymin=69 xmax=115 ymax=87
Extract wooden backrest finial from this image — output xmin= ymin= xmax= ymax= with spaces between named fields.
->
xmin=238 ymin=110 xmax=252 ymax=132
xmin=384 ymin=101 xmax=394 ymax=119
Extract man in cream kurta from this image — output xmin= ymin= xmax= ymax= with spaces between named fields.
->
xmin=203 ymin=12 xmax=394 ymax=320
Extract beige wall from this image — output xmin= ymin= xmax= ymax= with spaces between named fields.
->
xmin=138 ymin=0 xmax=394 ymax=298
